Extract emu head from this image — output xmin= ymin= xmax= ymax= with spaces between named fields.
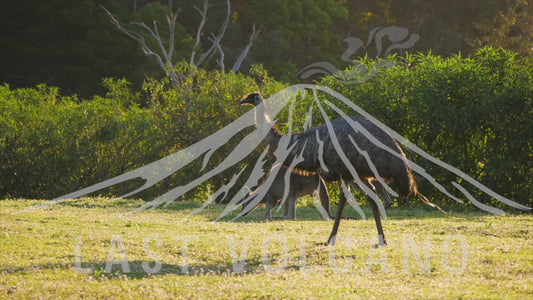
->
xmin=240 ymin=92 xmax=273 ymax=128
xmin=239 ymin=92 xmax=264 ymax=106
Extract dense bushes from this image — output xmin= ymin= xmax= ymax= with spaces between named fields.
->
xmin=0 ymin=65 xmax=284 ymax=199
xmin=1 ymin=81 xmax=152 ymax=198
xmin=1 ymin=48 xmax=531 ymax=208
xmin=322 ymin=47 xmax=533 ymax=207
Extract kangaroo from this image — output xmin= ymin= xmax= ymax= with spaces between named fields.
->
xmin=242 ymin=165 xmax=331 ymax=219
xmin=241 ymin=166 xmax=394 ymax=220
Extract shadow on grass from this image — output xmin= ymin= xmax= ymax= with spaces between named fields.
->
xmin=1 ymin=259 xmax=282 ymax=279
xmin=56 ymin=197 xmax=145 ymax=209
xmin=161 ymin=201 xmax=512 ymax=223
xmin=92 ymin=259 xmax=278 ymax=279
xmin=53 ymin=197 xmax=529 ymax=222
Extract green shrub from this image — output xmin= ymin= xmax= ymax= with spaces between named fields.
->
xmin=0 ymin=66 xmax=284 ymax=200
xmin=2 ymin=50 xmax=531 ymax=210
xmin=0 ymin=80 xmax=157 ymax=198
xmin=322 ymin=47 xmax=533 ymax=208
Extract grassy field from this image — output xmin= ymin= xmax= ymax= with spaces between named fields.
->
xmin=0 ymin=197 xmax=531 ymax=299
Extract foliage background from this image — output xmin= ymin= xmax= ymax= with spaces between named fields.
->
xmin=0 ymin=65 xmax=284 ymax=200
xmin=0 ymin=1 xmax=531 ymax=209
xmin=0 ymin=49 xmax=531 ymax=209
xmin=321 ymin=48 xmax=533 ymax=207
xmin=1 ymin=0 xmax=531 ymax=96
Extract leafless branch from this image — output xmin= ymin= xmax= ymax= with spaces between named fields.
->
xmin=190 ymin=0 xmax=208 ymax=65
xmin=167 ymin=9 xmax=178 ymax=60
xmin=103 ymin=0 xmax=258 ymax=80
xmin=210 ymin=34 xmax=225 ymax=70
xmin=232 ymin=24 xmax=261 ymax=71
xmin=130 ymin=21 xmax=171 ymax=61
xmin=195 ymin=0 xmax=231 ymax=67
xmin=101 ymin=6 xmax=165 ymax=69
xmin=101 ymin=5 xmax=180 ymax=86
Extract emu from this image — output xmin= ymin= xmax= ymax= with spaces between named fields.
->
xmin=241 ymin=165 xmax=332 ymax=219
xmin=240 ymin=92 xmax=415 ymax=246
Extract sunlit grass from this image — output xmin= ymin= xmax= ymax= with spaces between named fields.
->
xmin=1 ymin=197 xmax=531 ymax=299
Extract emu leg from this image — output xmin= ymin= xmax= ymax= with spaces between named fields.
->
xmin=318 ymin=178 xmax=333 ymax=219
xmin=368 ymin=195 xmax=387 ymax=246
xmin=325 ymin=188 xmax=347 ymax=246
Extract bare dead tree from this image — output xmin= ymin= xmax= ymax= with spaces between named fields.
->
xmin=189 ymin=0 xmax=209 ymax=66
xmin=213 ymin=39 xmax=225 ymax=70
xmin=102 ymin=0 xmax=260 ymax=87
xmin=192 ymin=0 xmax=231 ymax=68
xmin=100 ymin=5 xmax=181 ymax=86
xmin=189 ymin=0 xmax=259 ymax=71
xmin=232 ymin=25 xmax=261 ymax=72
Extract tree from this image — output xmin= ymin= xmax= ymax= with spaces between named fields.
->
xmin=0 ymin=0 xmax=147 ymax=97
xmin=102 ymin=0 xmax=260 ymax=86
xmin=232 ymin=0 xmax=349 ymax=82
xmin=338 ymin=0 xmax=533 ymax=57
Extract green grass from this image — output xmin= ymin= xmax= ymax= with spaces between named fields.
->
xmin=1 ymin=197 xmax=531 ymax=299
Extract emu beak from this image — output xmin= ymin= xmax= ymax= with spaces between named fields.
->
xmin=239 ymin=97 xmax=252 ymax=105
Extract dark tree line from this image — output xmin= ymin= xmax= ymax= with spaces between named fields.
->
xmin=1 ymin=0 xmax=531 ymax=97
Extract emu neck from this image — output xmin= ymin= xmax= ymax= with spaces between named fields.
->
xmin=255 ymin=103 xmax=283 ymax=152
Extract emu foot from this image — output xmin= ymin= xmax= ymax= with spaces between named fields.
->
xmin=372 ymin=241 xmax=388 ymax=248
xmin=323 ymin=235 xmax=337 ymax=246
xmin=372 ymin=235 xmax=387 ymax=248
